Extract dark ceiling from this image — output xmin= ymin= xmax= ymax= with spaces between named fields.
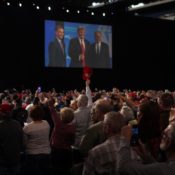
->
xmin=36 ymin=0 xmax=175 ymax=20
xmin=33 ymin=0 xmax=166 ymax=8
xmin=2 ymin=0 xmax=175 ymax=20
xmin=8 ymin=0 xmax=169 ymax=8
xmin=43 ymin=0 xmax=174 ymax=7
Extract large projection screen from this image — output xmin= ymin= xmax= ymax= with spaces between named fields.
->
xmin=45 ymin=20 xmax=112 ymax=69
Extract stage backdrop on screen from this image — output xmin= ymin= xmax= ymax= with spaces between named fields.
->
xmin=45 ymin=20 xmax=112 ymax=69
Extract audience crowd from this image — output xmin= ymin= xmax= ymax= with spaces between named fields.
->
xmin=0 ymin=81 xmax=175 ymax=175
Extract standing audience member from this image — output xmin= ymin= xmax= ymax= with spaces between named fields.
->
xmin=0 ymin=105 xmax=23 ymax=175
xmin=158 ymin=92 xmax=174 ymax=133
xmin=71 ymin=79 xmax=93 ymax=166
xmin=119 ymin=122 xmax=175 ymax=175
xmin=25 ymin=97 xmax=40 ymax=123
xmin=73 ymin=94 xmax=91 ymax=148
xmin=12 ymin=98 xmax=28 ymax=127
xmin=73 ymin=79 xmax=93 ymax=148
xmin=23 ymin=105 xmax=51 ymax=175
xmin=169 ymin=108 xmax=175 ymax=123
xmin=83 ymin=111 xmax=125 ymax=175
xmin=137 ymin=100 xmax=161 ymax=160
xmin=49 ymin=98 xmax=75 ymax=175
xmin=120 ymin=103 xmax=135 ymax=124
xmin=71 ymin=94 xmax=92 ymax=167
xmin=79 ymin=99 xmax=113 ymax=157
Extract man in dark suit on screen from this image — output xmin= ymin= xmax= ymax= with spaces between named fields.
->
xmin=68 ymin=26 xmax=90 ymax=68
xmin=88 ymin=31 xmax=110 ymax=68
xmin=48 ymin=25 xmax=66 ymax=67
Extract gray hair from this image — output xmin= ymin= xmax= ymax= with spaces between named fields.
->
xmin=77 ymin=94 xmax=88 ymax=107
xmin=120 ymin=105 xmax=135 ymax=123
xmin=104 ymin=111 xmax=125 ymax=134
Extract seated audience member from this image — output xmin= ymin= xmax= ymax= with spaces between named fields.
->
xmin=49 ymin=99 xmax=75 ymax=175
xmin=119 ymin=122 xmax=175 ymax=175
xmin=79 ymin=99 xmax=113 ymax=157
xmin=23 ymin=105 xmax=51 ymax=175
xmin=83 ymin=111 xmax=125 ymax=175
xmin=0 ymin=104 xmax=23 ymax=175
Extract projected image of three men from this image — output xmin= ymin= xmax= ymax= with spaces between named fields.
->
xmin=45 ymin=20 xmax=112 ymax=69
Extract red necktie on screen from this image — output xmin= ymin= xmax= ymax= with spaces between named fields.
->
xmin=80 ymin=39 xmax=86 ymax=67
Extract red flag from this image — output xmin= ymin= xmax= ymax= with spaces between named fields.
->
xmin=82 ymin=66 xmax=93 ymax=80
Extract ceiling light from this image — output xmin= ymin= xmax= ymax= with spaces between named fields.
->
xmin=130 ymin=3 xmax=144 ymax=9
xmin=48 ymin=6 xmax=51 ymax=11
xmin=19 ymin=3 xmax=22 ymax=7
xmin=89 ymin=2 xmax=105 ymax=8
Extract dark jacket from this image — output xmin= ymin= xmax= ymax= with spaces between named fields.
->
xmin=48 ymin=39 xmax=66 ymax=67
